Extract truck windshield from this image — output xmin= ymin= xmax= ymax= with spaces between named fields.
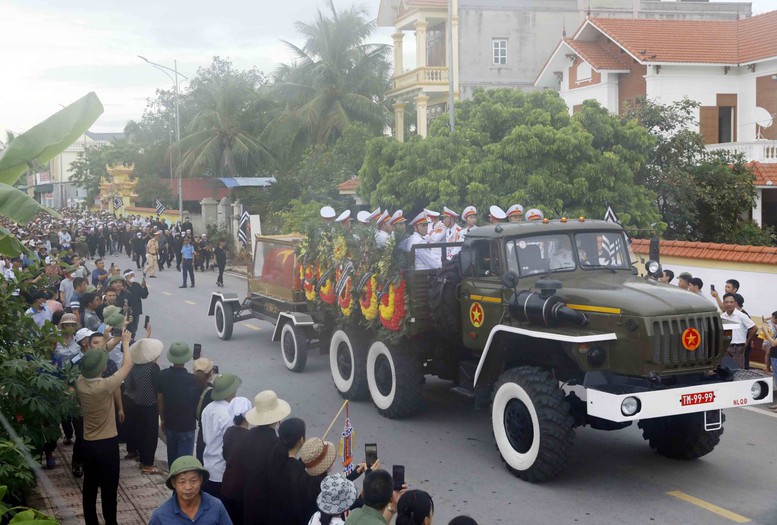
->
xmin=506 ymin=234 xmax=575 ymax=277
xmin=575 ymin=232 xmax=630 ymax=270
xmin=505 ymin=231 xmax=631 ymax=276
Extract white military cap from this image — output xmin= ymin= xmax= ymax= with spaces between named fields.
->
xmin=525 ymin=208 xmax=544 ymax=221
xmin=356 ymin=210 xmax=371 ymax=223
xmin=389 ymin=210 xmax=406 ymax=225
xmin=335 ymin=210 xmax=352 ymax=223
xmin=367 ymin=207 xmax=381 ymax=222
xmin=320 ymin=206 xmax=336 ymax=219
xmin=461 ymin=206 xmax=477 ymax=220
xmin=377 ymin=211 xmax=391 ymax=225
xmin=443 ymin=206 xmax=459 ymax=219
xmin=506 ymin=204 xmax=524 ymax=218
xmin=489 ymin=205 xmax=507 ymax=221
xmin=411 ymin=211 xmax=428 ymax=226
xmin=424 ymin=208 xmax=441 ymax=218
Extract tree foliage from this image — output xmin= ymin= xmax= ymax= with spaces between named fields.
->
xmin=69 ymin=140 xmax=136 ymax=200
xmin=360 ymin=90 xmax=662 ymax=231
xmin=271 ymin=0 xmax=390 ymax=152
xmin=627 ymin=98 xmax=772 ymax=245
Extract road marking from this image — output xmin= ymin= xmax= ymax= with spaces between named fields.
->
xmin=162 ymin=292 xmax=172 ymax=296
xmin=184 ymin=300 xmax=196 ymax=305
xmin=666 ymin=491 xmax=750 ymax=523
xmin=741 ymin=406 xmax=777 ymax=419
xmin=244 ymin=323 xmax=261 ymax=331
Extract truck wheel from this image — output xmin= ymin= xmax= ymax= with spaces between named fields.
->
xmin=330 ymin=329 xmax=369 ymax=400
xmin=638 ymin=413 xmax=724 ymax=460
xmin=281 ymin=322 xmax=309 ymax=373
xmin=214 ymin=300 xmax=234 ymax=341
xmin=366 ymin=340 xmax=423 ymax=418
xmin=491 ymin=367 xmax=575 ymax=482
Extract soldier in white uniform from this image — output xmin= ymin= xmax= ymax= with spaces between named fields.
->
xmin=525 ymin=208 xmax=544 ymax=222
xmin=425 ymin=209 xmax=445 ymax=263
xmin=461 ymin=206 xmax=478 ymax=237
xmin=335 ymin=210 xmax=352 ymax=230
xmin=506 ymin=204 xmax=524 ymax=223
xmin=375 ymin=211 xmax=392 ymax=248
xmin=489 ymin=205 xmax=507 ymax=223
xmin=356 ymin=210 xmax=371 ymax=224
xmin=320 ymin=206 xmax=336 ymax=223
xmin=442 ymin=206 xmax=463 ymax=260
xmin=405 ymin=212 xmax=441 ymax=270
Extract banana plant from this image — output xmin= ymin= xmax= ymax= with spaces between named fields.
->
xmin=0 ymin=92 xmax=103 ymax=255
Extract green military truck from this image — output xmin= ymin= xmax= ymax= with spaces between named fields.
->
xmin=226 ymin=220 xmax=772 ymax=482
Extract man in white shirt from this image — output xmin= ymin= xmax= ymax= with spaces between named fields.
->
xmin=201 ymin=373 xmax=242 ymax=501
xmin=720 ymin=293 xmax=756 ymax=369
xmin=374 ymin=211 xmax=392 ymax=248
xmin=442 ymin=207 xmax=462 ymax=260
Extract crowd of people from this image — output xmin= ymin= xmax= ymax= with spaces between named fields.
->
xmin=1 ymin=207 xmax=480 ymax=524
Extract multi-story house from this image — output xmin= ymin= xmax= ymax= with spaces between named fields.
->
xmin=377 ymin=0 xmax=751 ymax=140
xmin=535 ymin=11 xmax=777 ymax=228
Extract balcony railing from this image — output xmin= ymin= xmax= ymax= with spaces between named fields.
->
xmin=391 ymin=67 xmax=449 ymax=93
xmin=706 ymin=140 xmax=777 ymax=162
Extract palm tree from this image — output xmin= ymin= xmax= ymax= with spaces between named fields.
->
xmin=271 ymin=0 xmax=391 ymax=149
xmin=174 ymin=75 xmax=275 ymax=179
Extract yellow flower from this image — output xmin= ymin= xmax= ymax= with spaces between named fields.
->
xmin=379 ymin=283 xmax=396 ymax=321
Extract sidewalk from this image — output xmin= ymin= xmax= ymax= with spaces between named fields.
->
xmin=27 ymin=440 xmax=170 ymax=525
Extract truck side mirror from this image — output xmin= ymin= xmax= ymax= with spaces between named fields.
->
xmin=459 ymin=248 xmax=476 ymax=277
xmin=501 ymin=271 xmax=519 ymax=289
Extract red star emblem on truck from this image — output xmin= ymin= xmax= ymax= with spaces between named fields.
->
xmin=470 ymin=302 xmax=484 ymax=328
xmin=682 ymin=327 xmax=701 ymax=351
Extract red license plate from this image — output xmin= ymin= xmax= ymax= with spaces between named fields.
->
xmin=680 ymin=391 xmax=715 ymax=406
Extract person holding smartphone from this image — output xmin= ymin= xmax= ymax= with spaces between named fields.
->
xmin=345 ymin=469 xmax=404 ymax=524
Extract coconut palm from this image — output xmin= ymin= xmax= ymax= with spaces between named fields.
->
xmin=272 ymin=0 xmax=391 ymax=149
xmin=174 ymin=75 xmax=275 ymax=178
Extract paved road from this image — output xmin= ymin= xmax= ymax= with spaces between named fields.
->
xmin=108 ymin=252 xmax=777 ymax=524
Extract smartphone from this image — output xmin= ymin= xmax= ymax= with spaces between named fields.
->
xmin=365 ymin=443 xmax=378 ymax=468
xmin=710 ymin=284 xmax=715 ymax=292
xmin=193 ymin=343 xmax=202 ymax=360
xmin=212 ymin=364 xmax=220 ymax=375
xmin=392 ymin=465 xmax=405 ymax=491
xmin=111 ymin=327 xmax=121 ymax=337
xmin=144 ymin=315 xmax=150 ymax=329
xmin=110 ymin=262 xmax=114 ymax=268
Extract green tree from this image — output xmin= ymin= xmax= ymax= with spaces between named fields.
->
xmin=626 ymin=98 xmax=772 ymax=245
xmin=133 ymin=173 xmax=175 ymax=208
xmin=174 ymin=72 xmax=275 ymax=179
xmin=360 ymin=90 xmax=662 ymax=231
xmin=272 ymin=0 xmax=390 ymax=151
xmin=69 ymin=139 xmax=136 ymax=201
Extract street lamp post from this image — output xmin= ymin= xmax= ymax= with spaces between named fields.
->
xmin=138 ymin=55 xmax=187 ymax=221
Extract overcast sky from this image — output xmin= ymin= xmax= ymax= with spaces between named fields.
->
xmin=0 ymin=0 xmax=773 ymax=135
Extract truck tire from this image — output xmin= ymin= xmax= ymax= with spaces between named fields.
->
xmin=366 ymin=340 xmax=424 ymax=418
xmin=491 ymin=367 xmax=575 ymax=482
xmin=214 ymin=300 xmax=234 ymax=341
xmin=638 ymin=413 xmax=724 ymax=460
xmin=428 ymin=257 xmax=462 ymax=341
xmin=281 ymin=322 xmax=309 ymax=373
xmin=330 ymin=329 xmax=369 ymax=400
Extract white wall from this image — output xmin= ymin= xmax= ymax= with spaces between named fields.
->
xmin=561 ymin=71 xmax=620 ymax=114
xmin=660 ymin=260 xmax=776 ymax=318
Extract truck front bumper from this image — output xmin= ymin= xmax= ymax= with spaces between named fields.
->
xmin=586 ymin=375 xmax=772 ymax=422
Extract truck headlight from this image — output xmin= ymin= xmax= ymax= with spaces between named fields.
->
xmin=621 ymin=396 xmax=641 ymax=416
xmin=751 ymin=381 xmax=769 ymax=400
xmin=645 ymin=259 xmax=662 ymax=278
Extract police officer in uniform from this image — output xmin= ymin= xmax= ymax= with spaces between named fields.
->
xmin=375 ymin=211 xmax=392 ymax=248
xmin=442 ymin=207 xmax=463 ymax=260
xmin=461 ymin=206 xmax=478 ymax=237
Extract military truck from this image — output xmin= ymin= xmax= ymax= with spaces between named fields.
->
xmin=216 ymin=221 xmax=773 ymax=482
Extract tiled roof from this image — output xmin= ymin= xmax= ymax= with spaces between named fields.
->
xmin=747 ymin=161 xmax=777 ymax=187
xmin=564 ymin=39 xmax=632 ymax=70
xmin=337 ymin=177 xmax=361 ymax=192
xmin=588 ymin=11 xmax=777 ymax=64
xmin=160 ymin=178 xmax=229 ymax=202
xmin=631 ymin=238 xmax=777 ymax=265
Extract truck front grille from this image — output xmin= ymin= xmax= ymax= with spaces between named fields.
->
xmin=651 ymin=315 xmax=720 ymax=369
